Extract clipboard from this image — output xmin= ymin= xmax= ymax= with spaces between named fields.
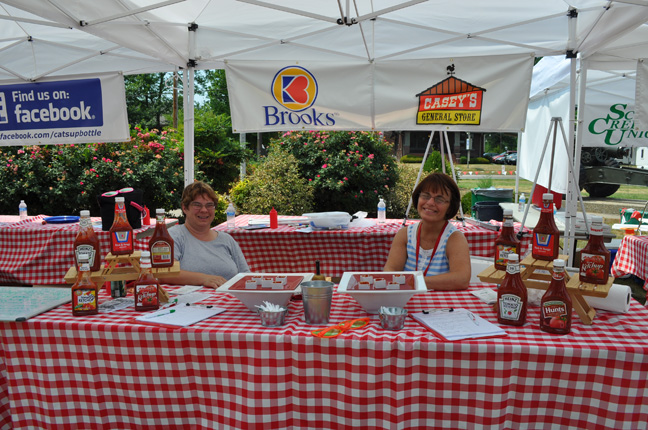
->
xmin=411 ymin=308 xmax=507 ymax=341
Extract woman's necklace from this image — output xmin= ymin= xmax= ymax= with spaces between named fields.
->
xmin=415 ymin=221 xmax=448 ymax=276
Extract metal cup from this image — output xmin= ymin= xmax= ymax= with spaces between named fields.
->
xmin=258 ymin=308 xmax=289 ymax=327
xmin=379 ymin=307 xmax=408 ymax=330
xmin=301 ymin=281 xmax=334 ymax=325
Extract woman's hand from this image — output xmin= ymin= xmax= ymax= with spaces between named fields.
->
xmin=202 ymin=275 xmax=228 ymax=289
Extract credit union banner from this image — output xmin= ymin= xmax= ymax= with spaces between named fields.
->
xmin=225 ymin=54 xmax=533 ymax=132
xmin=0 ymin=73 xmax=129 ymax=145
xmin=581 ymin=70 xmax=647 ymax=148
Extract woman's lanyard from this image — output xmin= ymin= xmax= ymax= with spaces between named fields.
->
xmin=415 ymin=221 xmax=448 ymax=276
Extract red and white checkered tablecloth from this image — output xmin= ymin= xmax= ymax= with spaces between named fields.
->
xmin=0 ymin=215 xmax=154 ymax=286
xmin=216 ymin=215 xmax=531 ymax=277
xmin=611 ymin=234 xmax=648 ymax=290
xmin=1 ymin=283 xmax=647 ymax=430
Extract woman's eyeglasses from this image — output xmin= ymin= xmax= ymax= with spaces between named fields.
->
xmin=311 ymin=318 xmax=370 ymax=338
xmin=189 ymin=202 xmax=216 ymax=210
xmin=419 ymin=193 xmax=449 ymax=205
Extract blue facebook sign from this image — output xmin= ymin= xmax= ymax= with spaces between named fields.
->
xmin=0 ymin=78 xmax=104 ymax=131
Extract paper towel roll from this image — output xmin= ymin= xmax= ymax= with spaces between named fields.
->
xmin=585 ymin=283 xmax=632 ymax=313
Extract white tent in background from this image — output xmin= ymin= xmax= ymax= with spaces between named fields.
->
xmin=3 ymin=0 xmax=648 ymax=187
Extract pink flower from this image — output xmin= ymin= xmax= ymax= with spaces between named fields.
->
xmin=309 ymin=178 xmax=312 ymax=181
xmin=347 ymin=158 xmax=351 ymax=162
xmin=368 ymin=154 xmax=374 ymax=159
xmin=360 ymin=190 xmax=363 ymax=194
xmin=322 ymin=149 xmax=326 ymax=152
xmin=316 ymin=174 xmax=320 ymax=178
xmin=343 ymin=177 xmax=348 ymax=180
xmin=322 ymin=164 xmax=327 ymax=168
xmin=79 ymin=181 xmax=84 ymax=185
xmin=17 ymin=150 xmax=24 ymax=154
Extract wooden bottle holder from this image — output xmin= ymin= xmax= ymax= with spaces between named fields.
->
xmin=478 ymin=254 xmax=613 ymax=325
xmin=64 ymin=251 xmax=180 ymax=302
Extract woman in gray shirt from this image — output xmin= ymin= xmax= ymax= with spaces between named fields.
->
xmin=169 ymin=181 xmax=249 ymax=288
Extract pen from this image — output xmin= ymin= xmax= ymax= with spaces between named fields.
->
xmin=145 ymin=309 xmax=176 ymax=319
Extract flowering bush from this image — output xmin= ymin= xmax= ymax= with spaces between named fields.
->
xmin=269 ymin=130 xmax=398 ymax=214
xmin=0 ymin=127 xmax=186 ymax=216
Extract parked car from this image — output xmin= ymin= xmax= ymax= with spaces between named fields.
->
xmin=505 ymin=152 xmax=517 ymax=165
xmin=482 ymin=152 xmax=499 ymax=162
xmin=492 ymin=150 xmax=516 ymax=164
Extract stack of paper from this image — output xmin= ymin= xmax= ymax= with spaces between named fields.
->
xmin=411 ymin=308 xmax=506 ymax=341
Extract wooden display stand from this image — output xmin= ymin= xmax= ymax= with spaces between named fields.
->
xmin=478 ymin=254 xmax=613 ymax=325
xmin=64 ymin=251 xmax=180 ymax=303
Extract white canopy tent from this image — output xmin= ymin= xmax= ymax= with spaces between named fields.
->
xmin=3 ymin=0 xmax=648 ymax=186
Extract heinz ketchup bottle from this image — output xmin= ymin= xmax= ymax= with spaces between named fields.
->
xmin=540 ymin=259 xmax=572 ymax=335
xmin=133 ymin=251 xmax=160 ymax=311
xmin=109 ymin=197 xmax=133 ymax=255
xmin=579 ymin=216 xmax=610 ymax=285
xmin=532 ymin=193 xmax=560 ymax=261
xmin=149 ymin=208 xmax=174 ymax=268
xmin=74 ymin=210 xmax=102 ymax=272
xmin=497 ymin=253 xmax=527 ymax=326
xmin=494 ymin=209 xmax=520 ymax=270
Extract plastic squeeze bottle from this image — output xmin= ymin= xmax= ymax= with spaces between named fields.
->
xmin=74 ymin=210 xmax=102 ymax=272
xmin=494 ymin=208 xmax=520 ymax=270
xmin=497 ymin=253 xmax=527 ymax=326
xmin=378 ymin=198 xmax=386 ymax=224
xmin=270 ymin=207 xmax=278 ymax=229
xmin=579 ymin=216 xmax=610 ymax=285
xmin=133 ymin=251 xmax=160 ymax=311
xmin=72 ymin=256 xmax=99 ymax=316
xmin=149 ymin=208 xmax=174 ymax=268
xmin=540 ymin=259 xmax=572 ymax=335
xmin=109 ymin=197 xmax=133 ymax=255
xmin=532 ymin=193 xmax=559 ymax=261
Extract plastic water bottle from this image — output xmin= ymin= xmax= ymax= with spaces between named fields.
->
xmin=19 ymin=200 xmax=28 ymax=220
xmin=377 ymin=198 xmax=386 ymax=224
xmin=518 ymin=193 xmax=525 ymax=212
xmin=226 ymin=203 xmax=236 ymax=228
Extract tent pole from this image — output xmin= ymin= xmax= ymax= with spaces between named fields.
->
xmin=183 ymin=67 xmax=195 ymax=187
xmin=564 ymin=55 xmax=580 ymax=267
xmin=443 ymin=131 xmax=464 ymax=225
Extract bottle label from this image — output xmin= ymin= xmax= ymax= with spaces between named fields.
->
xmin=580 ymin=253 xmax=606 ymax=281
xmin=541 ymin=300 xmax=568 ymax=328
xmin=111 ymin=230 xmax=132 ymax=252
xmin=151 ymin=241 xmax=172 ymax=264
xmin=505 ymin=262 xmax=520 ymax=275
xmin=496 ymin=245 xmax=517 ymax=268
xmin=73 ymin=288 xmax=97 ymax=311
xmin=75 ymin=245 xmax=96 ymax=268
xmin=551 ymin=271 xmax=565 ymax=281
xmin=499 ymin=294 xmax=523 ymax=321
xmin=156 ymin=214 xmax=165 ymax=223
xmin=533 ymin=233 xmax=556 ymax=257
xmin=135 ymin=284 xmax=159 ymax=307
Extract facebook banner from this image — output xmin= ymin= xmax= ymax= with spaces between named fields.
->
xmin=0 ymin=73 xmax=129 ymax=145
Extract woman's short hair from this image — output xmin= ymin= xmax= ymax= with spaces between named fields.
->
xmin=181 ymin=180 xmax=218 ymax=209
xmin=412 ymin=172 xmax=461 ymax=220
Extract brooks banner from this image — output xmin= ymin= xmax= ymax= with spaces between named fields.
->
xmin=0 ymin=73 xmax=129 ymax=145
xmin=226 ymin=55 xmax=533 ymax=132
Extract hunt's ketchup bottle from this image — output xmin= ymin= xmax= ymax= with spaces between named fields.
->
xmin=497 ymin=253 xmax=527 ymax=326
xmin=109 ymin=196 xmax=133 ymax=255
xmin=149 ymin=208 xmax=174 ymax=268
xmin=532 ymin=193 xmax=559 ymax=261
xmin=74 ymin=210 xmax=102 ymax=272
xmin=494 ymin=209 xmax=520 ymax=270
xmin=579 ymin=216 xmax=610 ymax=285
xmin=133 ymin=251 xmax=160 ymax=311
xmin=72 ymin=256 xmax=99 ymax=316
xmin=540 ymin=259 xmax=572 ymax=335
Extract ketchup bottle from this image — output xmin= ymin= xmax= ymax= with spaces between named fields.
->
xmin=133 ymin=251 xmax=160 ymax=311
xmin=270 ymin=207 xmax=278 ymax=229
xmin=540 ymin=259 xmax=572 ymax=335
xmin=494 ymin=208 xmax=520 ymax=270
xmin=579 ymin=216 xmax=610 ymax=285
xmin=72 ymin=256 xmax=99 ymax=316
xmin=109 ymin=196 xmax=133 ymax=255
xmin=532 ymin=193 xmax=560 ymax=261
xmin=74 ymin=210 xmax=102 ymax=272
xmin=497 ymin=253 xmax=527 ymax=326
xmin=149 ymin=208 xmax=174 ymax=268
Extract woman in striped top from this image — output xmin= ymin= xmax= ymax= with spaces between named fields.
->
xmin=384 ymin=172 xmax=470 ymax=290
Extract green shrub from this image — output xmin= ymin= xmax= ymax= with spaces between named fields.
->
xmin=229 ymin=146 xmax=314 ymax=215
xmin=472 ymin=157 xmax=490 ymax=164
xmin=386 ymin=164 xmax=420 ymax=220
xmin=461 ymin=192 xmax=473 ymax=217
xmin=400 ymin=155 xmax=423 ymax=163
xmin=459 ymin=156 xmax=467 ymax=164
xmin=270 ymin=130 xmax=398 ymax=215
xmin=0 ymin=127 xmax=186 ymax=216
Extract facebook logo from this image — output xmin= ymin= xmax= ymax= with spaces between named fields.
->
xmin=0 ymin=92 xmax=7 ymax=124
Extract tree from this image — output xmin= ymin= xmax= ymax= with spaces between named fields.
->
xmin=125 ymin=73 xmax=174 ymax=129
xmin=195 ymin=69 xmax=230 ymax=116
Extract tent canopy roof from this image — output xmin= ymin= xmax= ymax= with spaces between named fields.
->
xmin=2 ymin=0 xmax=648 ymax=83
